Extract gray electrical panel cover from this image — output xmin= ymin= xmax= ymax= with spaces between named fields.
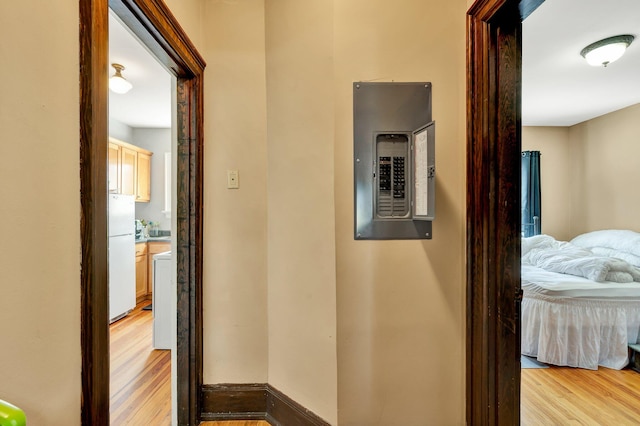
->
xmin=353 ymin=82 xmax=435 ymax=240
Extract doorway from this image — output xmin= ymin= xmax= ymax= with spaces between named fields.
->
xmin=467 ymin=0 xmax=640 ymax=424
xmin=107 ymin=9 xmax=175 ymax=423
xmin=79 ymin=0 xmax=205 ymax=424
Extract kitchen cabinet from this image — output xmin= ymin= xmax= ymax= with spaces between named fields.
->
xmin=136 ymin=152 xmax=152 ymax=202
xmin=108 ymin=142 xmax=121 ymax=194
xmin=121 ymin=146 xmax=137 ymax=196
xmin=135 ymin=242 xmax=148 ymax=303
xmin=108 ymin=137 xmax=153 ymax=202
xmin=146 ymin=241 xmax=171 ymax=297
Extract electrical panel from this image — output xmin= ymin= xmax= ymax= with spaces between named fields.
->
xmin=375 ymin=134 xmax=410 ymax=218
xmin=353 ymin=82 xmax=435 ymax=240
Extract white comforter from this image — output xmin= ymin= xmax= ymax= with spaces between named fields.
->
xmin=522 ymin=235 xmax=640 ymax=283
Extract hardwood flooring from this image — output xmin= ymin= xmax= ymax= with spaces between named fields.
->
xmin=111 ymin=303 xmax=640 ymax=425
xmin=110 ymin=301 xmax=171 ymax=425
xmin=199 ymin=422 xmax=270 ymax=426
xmin=522 ymin=364 xmax=640 ymax=425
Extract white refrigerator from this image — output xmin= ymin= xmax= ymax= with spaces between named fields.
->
xmin=108 ymin=194 xmax=136 ymax=323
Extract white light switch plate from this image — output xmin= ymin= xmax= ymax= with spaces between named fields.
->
xmin=227 ymin=170 xmax=239 ymax=189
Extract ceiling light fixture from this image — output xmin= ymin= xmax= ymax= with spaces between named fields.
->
xmin=109 ymin=63 xmax=133 ymax=94
xmin=580 ymin=35 xmax=634 ymax=67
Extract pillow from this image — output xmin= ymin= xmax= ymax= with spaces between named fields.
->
xmin=570 ymin=229 xmax=640 ymax=261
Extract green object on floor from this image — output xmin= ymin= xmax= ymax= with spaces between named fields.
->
xmin=0 ymin=399 xmax=26 ymax=426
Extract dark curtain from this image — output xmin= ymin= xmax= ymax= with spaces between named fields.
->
xmin=521 ymin=151 xmax=541 ymax=237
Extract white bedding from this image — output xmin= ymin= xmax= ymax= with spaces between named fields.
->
xmin=522 ymin=234 xmax=640 ymax=283
xmin=522 ymin=265 xmax=640 ymax=370
xmin=521 ymin=232 xmax=640 ymax=370
xmin=522 ymin=264 xmax=640 ymax=298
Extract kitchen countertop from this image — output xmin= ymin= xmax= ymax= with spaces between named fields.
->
xmin=135 ymin=236 xmax=171 ymax=243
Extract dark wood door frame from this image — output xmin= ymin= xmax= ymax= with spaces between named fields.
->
xmin=466 ymin=0 xmax=536 ymax=424
xmin=79 ymin=0 xmax=205 ymax=424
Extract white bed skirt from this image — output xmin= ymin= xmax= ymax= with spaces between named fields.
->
xmin=521 ymin=293 xmax=640 ymax=370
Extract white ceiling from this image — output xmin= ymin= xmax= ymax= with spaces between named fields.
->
xmin=523 ymin=0 xmax=640 ymax=126
xmin=108 ymin=12 xmax=172 ymax=128
xmin=109 ymin=0 xmax=640 ymax=129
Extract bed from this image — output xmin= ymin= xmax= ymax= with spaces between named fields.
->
xmin=521 ymin=230 xmax=640 ymax=370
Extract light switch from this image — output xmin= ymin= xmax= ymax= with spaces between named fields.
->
xmin=227 ymin=170 xmax=239 ymax=189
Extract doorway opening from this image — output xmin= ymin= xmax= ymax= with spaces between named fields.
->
xmin=79 ymin=0 xmax=205 ymax=424
xmin=107 ymin=9 xmax=176 ymax=423
xmin=467 ymin=0 xmax=640 ymax=424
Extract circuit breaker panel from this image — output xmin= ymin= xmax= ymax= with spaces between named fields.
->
xmin=354 ymin=82 xmax=435 ymax=240
xmin=376 ymin=134 xmax=410 ymax=218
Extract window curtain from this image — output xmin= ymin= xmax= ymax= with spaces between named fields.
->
xmin=522 ymin=151 xmax=541 ymax=237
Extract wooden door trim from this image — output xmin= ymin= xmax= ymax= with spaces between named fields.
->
xmin=80 ymin=1 xmax=110 ymax=423
xmin=466 ymin=0 xmax=524 ymax=424
xmin=79 ymin=0 xmax=205 ymax=424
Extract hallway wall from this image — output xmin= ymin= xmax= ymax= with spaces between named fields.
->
xmin=0 ymin=2 xmax=81 ymax=424
xmin=0 ymin=0 xmax=467 ymax=424
xmin=333 ymin=1 xmax=467 ymax=424
xmin=201 ymin=0 xmax=269 ymax=384
xmin=265 ymin=0 xmax=338 ymax=422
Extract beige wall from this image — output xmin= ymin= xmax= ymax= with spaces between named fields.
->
xmin=0 ymin=1 xmax=203 ymax=424
xmin=201 ymin=0 xmax=269 ymax=384
xmin=523 ymin=104 xmax=640 ymax=241
xmin=0 ymin=2 xmax=81 ymax=424
xmin=264 ymin=0 xmax=338 ymax=422
xmin=568 ymin=104 xmax=640 ymax=236
xmin=522 ymin=127 xmax=573 ymax=240
xmin=0 ymin=0 xmax=468 ymax=424
xmin=164 ymin=0 xmax=203 ymax=52
xmin=333 ymin=1 xmax=467 ymax=424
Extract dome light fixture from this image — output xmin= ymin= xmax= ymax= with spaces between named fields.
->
xmin=580 ymin=35 xmax=634 ymax=67
xmin=109 ymin=63 xmax=133 ymax=94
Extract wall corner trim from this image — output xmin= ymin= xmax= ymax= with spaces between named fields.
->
xmin=201 ymin=383 xmax=331 ymax=426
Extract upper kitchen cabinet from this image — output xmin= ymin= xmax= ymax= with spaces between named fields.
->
xmin=121 ymin=145 xmax=137 ymax=196
xmin=136 ymin=151 xmax=152 ymax=202
xmin=108 ymin=137 xmax=153 ymax=202
xmin=108 ymin=142 xmax=121 ymax=194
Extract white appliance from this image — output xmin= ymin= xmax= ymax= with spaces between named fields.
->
xmin=108 ymin=194 xmax=136 ymax=323
xmin=153 ymin=251 xmax=172 ymax=349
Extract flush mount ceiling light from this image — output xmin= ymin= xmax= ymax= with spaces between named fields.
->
xmin=580 ymin=35 xmax=635 ymax=67
xmin=109 ymin=63 xmax=133 ymax=94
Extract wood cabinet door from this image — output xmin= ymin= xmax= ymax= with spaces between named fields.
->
xmin=136 ymin=152 xmax=152 ymax=202
xmin=108 ymin=142 xmax=121 ymax=194
xmin=121 ymin=146 xmax=137 ymax=196
xmin=135 ymin=252 xmax=148 ymax=303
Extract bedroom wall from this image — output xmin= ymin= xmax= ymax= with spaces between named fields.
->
xmin=568 ymin=103 xmax=640 ymax=236
xmin=523 ymin=103 xmax=640 ymax=241
xmin=522 ymin=126 xmax=573 ymax=240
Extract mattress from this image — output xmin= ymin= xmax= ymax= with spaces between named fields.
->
xmin=522 ymin=264 xmax=640 ymax=299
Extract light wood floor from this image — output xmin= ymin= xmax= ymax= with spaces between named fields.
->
xmin=521 ymin=364 xmax=640 ymax=425
xmin=200 ymin=422 xmax=270 ymax=426
xmin=112 ymin=304 xmax=640 ymax=425
xmin=110 ymin=301 xmax=171 ymax=425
